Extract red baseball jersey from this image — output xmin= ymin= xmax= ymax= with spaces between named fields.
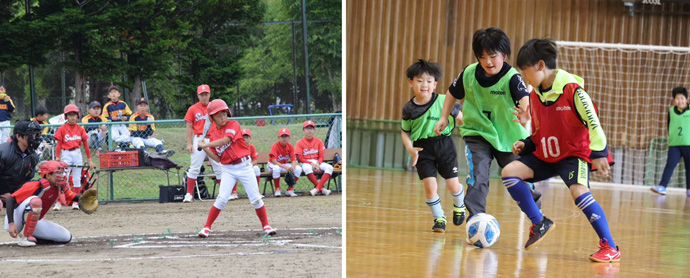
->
xmin=295 ymin=137 xmax=325 ymax=164
xmin=208 ymin=120 xmax=250 ymax=165
xmin=12 ymin=179 xmax=77 ymax=220
xmin=269 ymin=142 xmax=296 ymax=164
xmin=530 ymin=83 xmax=591 ymax=163
xmin=54 ymin=123 xmax=91 ymax=158
xmin=248 ymin=143 xmax=259 ymax=161
xmin=184 ymin=102 xmax=210 ymax=135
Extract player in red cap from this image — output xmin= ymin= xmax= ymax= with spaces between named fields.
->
xmin=197 ymin=99 xmax=276 ymax=237
xmin=269 ymin=128 xmax=302 ymax=197
xmin=183 ymin=84 xmax=222 ymax=202
xmin=53 ymin=104 xmax=95 ymax=210
xmin=296 ymin=120 xmax=333 ymax=196
xmin=228 ymin=128 xmax=261 ymax=199
xmin=5 ymin=161 xmax=84 ymax=246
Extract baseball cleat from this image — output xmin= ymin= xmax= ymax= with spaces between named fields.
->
xmin=71 ymin=202 xmax=80 ymax=210
xmin=309 ymin=188 xmax=318 ymax=196
xmin=286 ymin=190 xmax=298 ymax=197
xmin=52 ymin=203 xmax=61 ymax=211
xmin=263 ymin=225 xmax=277 ymax=236
xmin=183 ymin=193 xmax=194 ymax=203
xmin=274 ymin=190 xmax=282 ymax=197
xmin=198 ymin=227 xmax=211 ymax=238
xmin=18 ymin=236 xmax=37 ymax=247
xmin=321 ymin=188 xmax=331 ymax=196
xmin=229 ymin=193 xmax=239 ymax=200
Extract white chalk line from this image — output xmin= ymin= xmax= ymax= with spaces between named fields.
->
xmin=1 ymin=251 xmax=274 ymax=263
xmin=293 ymin=244 xmax=342 ymax=249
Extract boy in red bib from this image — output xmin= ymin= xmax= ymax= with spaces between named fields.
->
xmin=295 ymin=120 xmax=333 ymax=196
xmin=502 ymin=38 xmax=619 ymax=262
xmin=197 ymin=99 xmax=276 ymax=237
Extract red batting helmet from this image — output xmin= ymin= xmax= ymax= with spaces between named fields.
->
xmin=241 ymin=128 xmax=252 ymax=137
xmin=64 ymin=104 xmax=80 ymax=117
xmin=207 ymin=99 xmax=231 ymax=116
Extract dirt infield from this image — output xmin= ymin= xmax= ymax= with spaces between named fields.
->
xmin=0 ymin=195 xmax=342 ymax=277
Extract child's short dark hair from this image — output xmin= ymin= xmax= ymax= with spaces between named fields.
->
xmin=672 ymin=87 xmax=688 ymax=98
xmin=472 ymin=27 xmax=511 ymax=59
xmin=406 ymin=59 xmax=442 ymax=81
xmin=516 ymin=38 xmax=558 ymax=70
xmin=35 ymin=106 xmax=48 ymax=116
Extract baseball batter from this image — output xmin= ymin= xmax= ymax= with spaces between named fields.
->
xmin=296 ymin=120 xmax=333 ymax=196
xmin=54 ymin=104 xmax=95 ymax=210
xmin=269 ymin=128 xmax=302 ymax=197
xmin=197 ymin=99 xmax=276 ymax=237
xmin=5 ymin=161 xmax=82 ymax=246
xmin=183 ymin=84 xmax=222 ymax=202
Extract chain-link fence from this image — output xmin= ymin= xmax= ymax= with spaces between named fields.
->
xmin=10 ymin=113 xmax=341 ymax=201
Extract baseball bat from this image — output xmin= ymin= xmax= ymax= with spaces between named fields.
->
xmin=196 ymin=118 xmax=213 ymax=151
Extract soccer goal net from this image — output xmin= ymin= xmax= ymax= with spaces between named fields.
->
xmin=555 ymin=41 xmax=690 ymax=187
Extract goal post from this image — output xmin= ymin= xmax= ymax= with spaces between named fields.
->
xmin=554 ymin=41 xmax=690 ymax=186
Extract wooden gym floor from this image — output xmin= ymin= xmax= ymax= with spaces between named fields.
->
xmin=346 ymin=168 xmax=690 ymax=278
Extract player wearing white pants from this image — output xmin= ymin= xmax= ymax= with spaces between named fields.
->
xmin=197 ymin=99 xmax=276 ymax=237
xmin=184 ymin=135 xmax=222 ymax=202
xmin=268 ymin=162 xmax=302 ymax=197
xmin=5 ymin=196 xmax=72 ymax=244
xmin=111 ymin=124 xmax=131 ymax=144
xmin=301 ymin=159 xmax=334 ymax=196
xmin=132 ymin=137 xmax=163 ymax=150
xmin=60 ymin=149 xmax=84 ymax=190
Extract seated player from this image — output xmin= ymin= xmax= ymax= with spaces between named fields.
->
xmin=268 ymin=128 xmax=302 ymax=197
xmin=296 ymin=120 xmax=333 ymax=196
xmin=4 ymin=161 xmax=87 ymax=246
xmin=128 ymin=98 xmax=174 ymax=156
xmin=82 ymin=101 xmax=109 ymax=152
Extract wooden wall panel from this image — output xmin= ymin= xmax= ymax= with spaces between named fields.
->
xmin=347 ymin=0 xmax=690 ymax=124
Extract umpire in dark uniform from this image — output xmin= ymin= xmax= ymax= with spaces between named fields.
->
xmin=0 ymin=120 xmax=41 ymax=209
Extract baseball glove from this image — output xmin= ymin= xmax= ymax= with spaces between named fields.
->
xmin=285 ymin=170 xmax=297 ymax=187
xmin=78 ymin=188 xmax=99 ymax=214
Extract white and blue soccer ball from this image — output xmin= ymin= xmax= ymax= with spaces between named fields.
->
xmin=466 ymin=213 xmax=501 ymax=248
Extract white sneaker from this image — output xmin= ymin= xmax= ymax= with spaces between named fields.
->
xmin=274 ymin=190 xmax=282 ymax=197
xmin=198 ymin=227 xmax=211 ymax=238
xmin=52 ymin=203 xmax=61 ymax=211
xmin=229 ymin=193 xmax=239 ymax=200
xmin=183 ymin=193 xmax=194 ymax=203
xmin=309 ymin=188 xmax=318 ymax=196
xmin=286 ymin=190 xmax=298 ymax=197
xmin=71 ymin=202 xmax=80 ymax=210
xmin=18 ymin=237 xmax=36 ymax=247
xmin=321 ymin=188 xmax=332 ymax=196
xmin=263 ymin=225 xmax=277 ymax=236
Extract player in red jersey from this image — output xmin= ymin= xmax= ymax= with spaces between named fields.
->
xmin=269 ymin=128 xmax=302 ymax=197
xmin=501 ymin=38 xmax=619 ymax=263
xmin=183 ymin=84 xmax=222 ymax=202
xmin=228 ymin=129 xmax=261 ymax=199
xmin=53 ymin=104 xmax=95 ymax=211
xmin=196 ymin=99 xmax=276 ymax=237
xmin=5 ymin=161 xmax=84 ymax=246
xmin=295 ymin=120 xmax=333 ymax=196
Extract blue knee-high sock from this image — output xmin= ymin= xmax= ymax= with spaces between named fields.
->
xmin=575 ymin=192 xmax=616 ymax=247
xmin=503 ymin=177 xmax=543 ymax=224
xmin=426 ymin=196 xmax=445 ymax=220
xmin=450 ymin=186 xmax=465 ymax=209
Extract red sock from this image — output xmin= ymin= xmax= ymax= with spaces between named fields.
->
xmin=317 ymin=173 xmax=331 ymax=191
xmin=232 ymin=182 xmax=238 ymax=194
xmin=307 ymin=173 xmax=319 ymax=186
xmin=274 ymin=178 xmax=281 ymax=191
xmin=186 ymin=177 xmax=196 ymax=194
xmin=205 ymin=206 xmax=222 ymax=229
xmin=255 ymin=206 xmax=269 ymax=227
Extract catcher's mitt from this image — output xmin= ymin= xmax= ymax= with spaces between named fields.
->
xmin=78 ymin=188 xmax=99 ymax=214
xmin=285 ymin=170 xmax=297 ymax=187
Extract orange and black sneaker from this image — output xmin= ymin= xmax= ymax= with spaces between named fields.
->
xmin=525 ymin=216 xmax=555 ymax=250
xmin=589 ymin=239 xmax=621 ymax=263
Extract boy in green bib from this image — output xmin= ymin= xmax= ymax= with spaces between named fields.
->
xmin=401 ymin=59 xmax=466 ymax=233
xmin=651 ymin=87 xmax=690 ymax=197
xmin=435 ymin=27 xmax=541 ymax=221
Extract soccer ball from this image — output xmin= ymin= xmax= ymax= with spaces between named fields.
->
xmin=466 ymin=213 xmax=501 ymax=248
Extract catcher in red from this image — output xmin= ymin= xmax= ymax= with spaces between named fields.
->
xmin=196 ymin=99 xmax=276 ymax=237
xmin=4 ymin=160 xmax=98 ymax=247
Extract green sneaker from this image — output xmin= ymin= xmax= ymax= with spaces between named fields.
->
xmin=452 ymin=206 xmax=466 ymax=226
xmin=432 ymin=217 xmax=447 ymax=233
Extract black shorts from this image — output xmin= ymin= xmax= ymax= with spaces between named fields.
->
xmin=413 ymin=135 xmax=459 ymax=180
xmin=518 ymin=154 xmax=591 ymax=188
